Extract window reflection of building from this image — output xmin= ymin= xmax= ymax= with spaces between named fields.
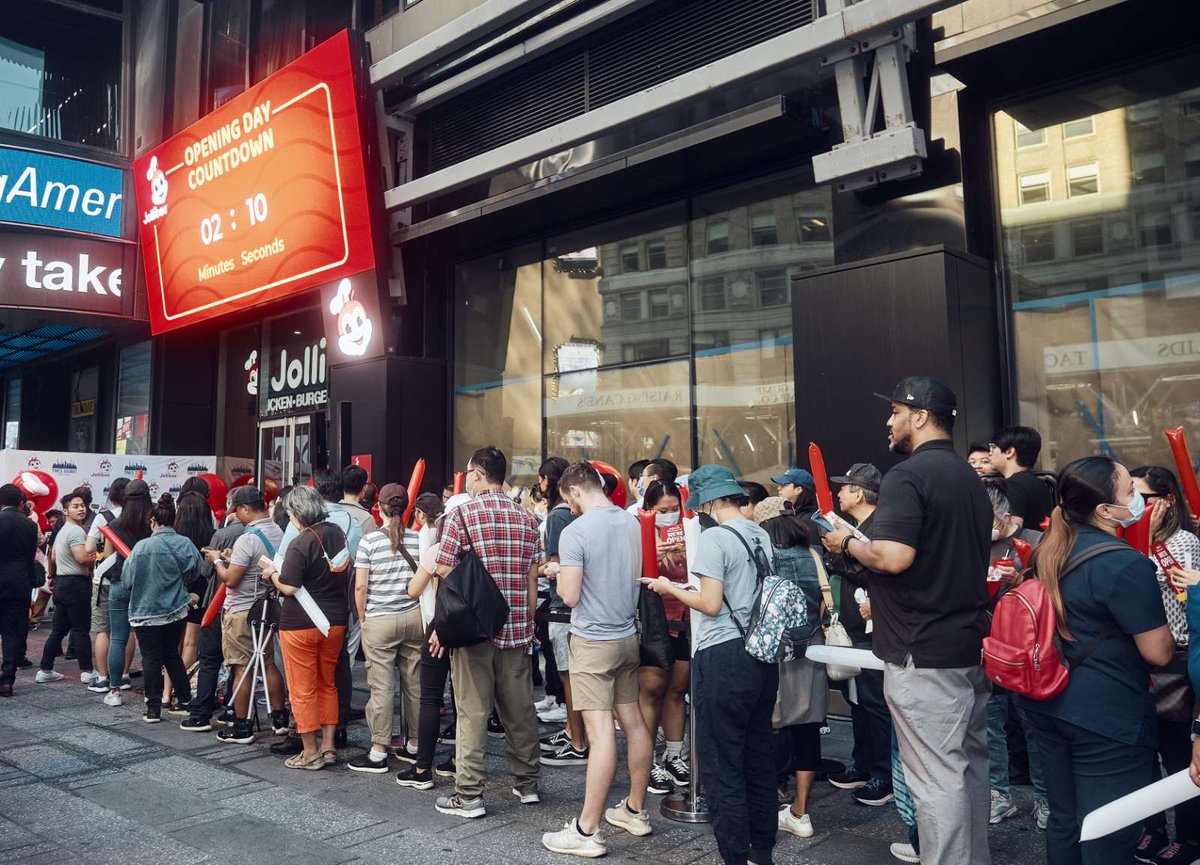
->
xmin=996 ymin=65 xmax=1200 ymax=470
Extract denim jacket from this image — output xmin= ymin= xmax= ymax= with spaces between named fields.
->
xmin=772 ymin=544 xmax=823 ymax=630
xmin=1187 ymin=583 xmax=1200 ymax=699
xmin=125 ymin=527 xmax=201 ymax=626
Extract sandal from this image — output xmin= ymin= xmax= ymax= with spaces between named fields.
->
xmin=284 ymin=752 xmax=325 ymax=771
xmin=322 ymin=749 xmax=338 ymax=766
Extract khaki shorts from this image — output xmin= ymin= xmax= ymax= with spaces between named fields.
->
xmin=222 ymin=609 xmax=276 ymax=668
xmin=90 ymin=583 xmax=110 ymax=634
xmin=568 ymin=633 xmax=640 ymax=711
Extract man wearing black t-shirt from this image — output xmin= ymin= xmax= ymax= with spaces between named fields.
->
xmin=987 ymin=426 xmax=1053 ymax=531
xmin=822 ymin=376 xmax=992 ymax=865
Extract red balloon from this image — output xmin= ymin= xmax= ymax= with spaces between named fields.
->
xmin=195 ymin=473 xmax=228 ymax=520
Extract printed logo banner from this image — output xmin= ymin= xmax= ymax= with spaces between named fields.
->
xmin=1 ymin=449 xmax=217 ymax=508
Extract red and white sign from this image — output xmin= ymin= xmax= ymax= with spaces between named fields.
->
xmin=134 ymin=31 xmax=377 ymax=335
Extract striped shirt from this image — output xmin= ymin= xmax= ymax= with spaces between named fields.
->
xmin=355 ymin=528 xmax=421 ymax=616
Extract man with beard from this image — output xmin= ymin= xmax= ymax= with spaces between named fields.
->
xmin=821 ymin=376 xmax=992 ymax=865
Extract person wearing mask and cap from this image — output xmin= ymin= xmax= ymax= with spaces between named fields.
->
xmin=821 ymin=376 xmax=993 ymax=865
xmin=347 ymin=483 xmax=424 ymax=774
xmin=769 ymin=468 xmax=817 ymax=518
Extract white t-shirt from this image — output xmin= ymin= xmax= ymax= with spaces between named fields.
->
xmin=87 ymin=506 xmax=122 ymax=586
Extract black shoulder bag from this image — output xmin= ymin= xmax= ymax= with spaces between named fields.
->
xmin=430 ymin=509 xmax=511 ymax=649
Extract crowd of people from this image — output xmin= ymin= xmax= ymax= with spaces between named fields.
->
xmin=2 ymin=374 xmax=1200 ymax=865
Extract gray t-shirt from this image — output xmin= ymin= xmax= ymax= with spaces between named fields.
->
xmin=558 ymin=505 xmax=640 ymax=641
xmin=544 ymin=503 xmax=576 ymax=612
xmin=691 ymin=518 xmax=773 ymax=653
xmin=54 ymin=522 xmax=88 ymax=576
xmin=225 ymin=518 xmax=284 ymax=613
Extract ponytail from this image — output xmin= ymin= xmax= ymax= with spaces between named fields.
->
xmin=1026 ymin=506 xmax=1078 ymax=640
xmin=380 ymin=490 xmax=409 ymax=555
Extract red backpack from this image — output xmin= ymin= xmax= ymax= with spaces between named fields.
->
xmin=982 ymin=541 xmax=1126 ymax=700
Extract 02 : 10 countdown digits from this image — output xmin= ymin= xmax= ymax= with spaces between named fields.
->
xmin=198 ymin=193 xmax=269 ymax=246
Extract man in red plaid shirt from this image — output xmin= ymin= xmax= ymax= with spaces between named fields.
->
xmin=432 ymin=446 xmax=541 ymax=819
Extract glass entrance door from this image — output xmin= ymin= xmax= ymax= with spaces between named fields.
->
xmin=257 ymin=416 xmax=318 ymax=488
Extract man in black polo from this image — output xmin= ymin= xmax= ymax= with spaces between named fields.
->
xmin=822 ymin=376 xmax=992 ymax=865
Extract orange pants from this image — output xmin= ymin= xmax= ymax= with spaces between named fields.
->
xmin=279 ymin=626 xmax=345 ymax=735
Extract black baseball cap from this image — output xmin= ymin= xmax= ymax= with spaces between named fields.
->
xmin=874 ymin=375 xmax=957 ymax=417
xmin=830 ymin=463 xmax=882 ymax=492
xmin=414 ymin=492 xmax=444 ymax=519
xmin=229 ymin=485 xmax=265 ymax=509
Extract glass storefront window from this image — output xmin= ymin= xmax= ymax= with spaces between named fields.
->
xmin=997 ymin=62 xmax=1200 ymax=471
xmin=4 ymin=378 xmax=20 ymax=449
xmin=0 ymin=3 xmax=122 ymax=150
xmin=115 ymin=341 xmax=152 ymax=455
xmin=206 ymin=0 xmax=250 ymax=110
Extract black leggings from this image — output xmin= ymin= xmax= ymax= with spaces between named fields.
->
xmin=135 ymin=618 xmax=189 ymax=710
xmin=416 ymin=623 xmax=452 ymax=772
xmin=39 ymin=577 xmax=92 ymax=672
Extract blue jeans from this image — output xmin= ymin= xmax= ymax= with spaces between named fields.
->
xmin=107 ymin=582 xmax=131 ymax=685
xmin=987 ymin=686 xmax=1047 ymax=803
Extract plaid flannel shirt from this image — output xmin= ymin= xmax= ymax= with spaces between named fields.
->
xmin=435 ymin=490 xmax=540 ymax=649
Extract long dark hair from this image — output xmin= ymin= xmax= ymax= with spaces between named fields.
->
xmin=380 ymin=486 xmax=409 ymax=555
xmin=643 ymin=480 xmax=681 ymax=511
xmin=175 ymin=491 xmax=215 ymax=551
xmin=763 ymin=514 xmax=815 ymax=549
xmin=1130 ymin=465 xmax=1196 ymax=544
xmin=1027 ymin=456 xmax=1119 ymax=640
xmin=113 ymin=492 xmax=154 ymax=546
xmin=539 ymin=457 xmax=569 ymax=509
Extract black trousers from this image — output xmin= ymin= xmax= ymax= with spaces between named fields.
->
xmin=850 ymin=640 xmax=893 ymax=782
xmin=135 ymin=619 xmax=189 ymax=710
xmin=416 ymin=622 xmax=452 ymax=772
xmin=695 ymin=638 xmax=779 ymax=865
xmin=1025 ymin=710 xmax=1154 ymax=865
xmin=188 ymin=609 xmax=224 ymax=719
xmin=0 ymin=596 xmax=29 ymax=686
xmin=534 ymin=601 xmax=563 ymax=701
xmin=39 ymin=577 xmax=92 ymax=672
xmin=1144 ymin=717 xmax=1200 ymax=844
xmin=335 ymin=642 xmax=351 ymax=726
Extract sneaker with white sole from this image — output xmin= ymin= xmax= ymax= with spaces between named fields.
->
xmin=35 ymin=670 xmax=65 ymax=683
xmin=890 ymin=842 xmax=920 ymax=863
xmin=538 ymin=705 xmax=568 ymax=724
xmin=542 ymin=819 xmax=606 ymax=858
xmin=1034 ymin=799 xmax=1050 ymax=831
xmin=540 ymin=729 xmax=571 ymax=753
xmin=179 ymin=716 xmax=212 ymax=732
xmin=778 ymin=805 xmax=813 ymax=837
xmin=541 ymin=742 xmax=588 ymax=766
xmin=533 ymin=695 xmax=558 ymax=712
xmin=647 ymin=763 xmax=673 ymax=795
xmin=103 ymin=689 xmax=123 ymax=707
xmin=512 ymin=787 xmax=540 ymax=804
xmin=86 ymin=677 xmax=110 ymax=693
xmin=604 ymin=799 xmax=651 ymax=837
xmin=663 ymin=755 xmax=690 ymax=787
xmin=395 ymin=766 xmax=434 ymax=790
xmin=989 ymin=789 xmax=1018 ymax=824
xmin=347 ymin=752 xmax=391 ymax=774
xmin=79 ymin=670 xmax=100 ymax=686
xmin=853 ymin=777 xmax=895 ymax=806
xmin=435 ymin=793 xmax=485 ymax=819
xmin=118 ymin=677 xmax=133 ymax=691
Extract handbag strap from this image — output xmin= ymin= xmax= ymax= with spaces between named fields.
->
xmin=809 ymin=548 xmax=835 ymax=616
xmin=393 ymin=533 xmax=420 ymax=573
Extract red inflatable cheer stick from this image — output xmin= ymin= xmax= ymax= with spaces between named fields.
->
xmin=98 ymin=524 xmax=132 ymax=559
xmin=1165 ymin=427 xmax=1200 ymax=520
xmin=453 ymin=472 xmax=465 ymax=496
xmin=402 ymin=459 xmax=426 ymax=526
xmin=638 ymin=510 xmax=658 ymax=580
xmin=201 ymin=585 xmax=226 ymax=628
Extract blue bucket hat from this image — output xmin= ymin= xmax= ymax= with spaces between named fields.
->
xmin=769 ymin=468 xmax=814 ymax=489
xmin=688 ymin=464 xmax=747 ymax=508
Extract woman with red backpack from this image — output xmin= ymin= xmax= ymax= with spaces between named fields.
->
xmin=1017 ymin=457 xmax=1174 ymax=865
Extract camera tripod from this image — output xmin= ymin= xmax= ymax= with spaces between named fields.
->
xmin=227 ymin=596 xmax=280 ymax=731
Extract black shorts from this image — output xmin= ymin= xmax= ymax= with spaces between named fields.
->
xmin=668 ymin=631 xmax=691 ymax=664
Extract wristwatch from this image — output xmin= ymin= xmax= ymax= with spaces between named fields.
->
xmin=1192 ymin=716 xmax=1200 ymax=738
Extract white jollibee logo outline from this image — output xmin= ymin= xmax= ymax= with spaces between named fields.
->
xmin=244 ymin=350 xmax=259 ymax=396
xmin=328 ymin=278 xmax=373 ymax=358
xmin=142 ymin=156 xmax=169 ymax=224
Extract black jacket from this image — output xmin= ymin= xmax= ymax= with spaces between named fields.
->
xmin=0 ymin=506 xmax=38 ymax=601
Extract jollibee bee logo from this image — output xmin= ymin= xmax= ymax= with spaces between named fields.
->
xmin=167 ymin=461 xmax=179 ymax=473
xmin=328 ymin=278 xmax=373 ymax=358
xmin=142 ymin=156 xmax=169 ymax=224
xmin=149 ymin=482 xmax=160 ymax=496
xmin=26 ymin=457 xmax=40 ymax=469
xmin=245 ymin=350 xmax=259 ymax=395
xmin=99 ymin=459 xmax=111 ymax=471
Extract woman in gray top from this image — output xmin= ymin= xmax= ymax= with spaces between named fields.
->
xmin=124 ymin=494 xmax=201 ymax=724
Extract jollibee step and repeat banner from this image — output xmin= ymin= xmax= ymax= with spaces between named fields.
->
xmin=2 ymin=449 xmax=217 ymax=516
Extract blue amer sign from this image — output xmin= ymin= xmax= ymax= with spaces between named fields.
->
xmin=0 ymin=144 xmax=124 ymax=238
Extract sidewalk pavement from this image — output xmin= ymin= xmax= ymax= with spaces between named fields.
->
xmin=0 ymin=626 xmax=1048 ymax=865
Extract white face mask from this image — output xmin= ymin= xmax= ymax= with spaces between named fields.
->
xmin=655 ymin=511 xmax=681 ymax=528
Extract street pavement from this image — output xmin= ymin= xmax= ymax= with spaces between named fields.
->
xmin=0 ymin=627 xmax=1048 ymax=865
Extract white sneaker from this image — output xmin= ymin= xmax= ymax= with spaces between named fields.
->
xmin=79 ymin=671 xmax=100 ymax=685
xmin=778 ymin=805 xmax=813 ymax=838
xmin=537 ymin=705 xmax=568 ymax=723
xmin=989 ymin=789 xmax=1018 ymax=824
xmin=1034 ymin=799 xmax=1050 ymax=831
xmin=542 ymin=819 xmax=606 ymax=858
xmin=533 ymin=695 xmax=558 ymax=712
xmin=603 ymin=798 xmax=652 ymax=837
xmin=512 ymin=787 xmax=541 ymax=804
xmin=35 ymin=670 xmax=65 ymax=683
xmin=890 ymin=842 xmax=920 ymax=863
xmin=103 ymin=689 xmax=123 ymax=707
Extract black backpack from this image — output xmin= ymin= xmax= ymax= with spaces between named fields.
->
xmin=431 ymin=509 xmax=511 ymax=649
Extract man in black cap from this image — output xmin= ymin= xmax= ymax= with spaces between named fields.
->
xmin=822 ymin=376 xmax=992 ymax=865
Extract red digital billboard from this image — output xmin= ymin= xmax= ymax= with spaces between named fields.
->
xmin=134 ymin=30 xmax=377 ymax=335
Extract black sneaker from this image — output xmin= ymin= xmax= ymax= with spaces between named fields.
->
xmin=539 ymin=729 xmax=570 ymax=752
xmin=143 ymin=706 xmax=162 ymax=724
xmin=853 ymin=777 xmax=895 ymax=806
xmin=86 ymin=677 xmax=110 ymax=693
xmin=15 ymin=656 xmax=32 ymax=668
xmin=393 ymin=745 xmax=418 ymax=765
xmin=540 ymin=742 xmax=588 ymax=766
xmin=215 ymin=705 xmax=236 ymax=726
xmin=663 ymin=754 xmax=690 ymax=787
xmin=828 ymin=765 xmax=871 ymax=789
xmin=487 ymin=714 xmax=505 ymax=738
xmin=270 ymin=710 xmax=290 ymax=735
xmin=165 ymin=700 xmax=190 ymax=717
xmin=334 ymin=726 xmax=348 ymax=748
xmin=1137 ymin=830 xmax=1169 ymax=864
xmin=438 ymin=723 xmax=456 ymax=744
xmin=647 ymin=763 xmax=673 ymax=795
xmin=179 ymin=716 xmax=213 ymax=732
xmin=216 ymin=721 xmax=255 ymax=745
xmin=347 ymin=752 xmax=390 ymax=774
xmin=396 ymin=766 xmax=434 ymax=790
xmin=435 ymin=757 xmax=456 ymax=778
